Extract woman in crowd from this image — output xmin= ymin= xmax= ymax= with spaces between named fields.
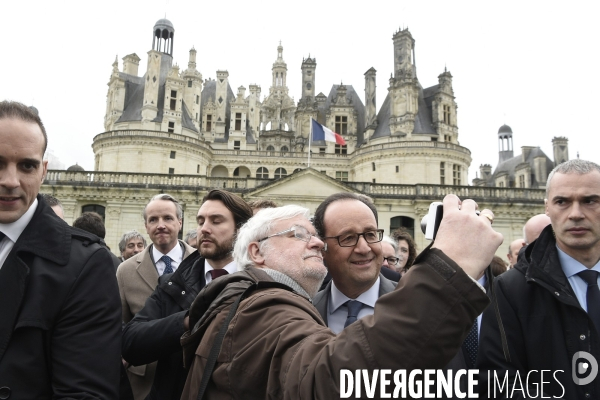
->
xmin=391 ymin=228 xmax=417 ymax=275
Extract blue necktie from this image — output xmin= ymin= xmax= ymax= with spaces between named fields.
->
xmin=578 ymin=270 xmax=600 ymax=332
xmin=160 ymin=255 xmax=173 ymax=275
xmin=464 ymin=319 xmax=479 ymax=367
xmin=344 ymin=300 xmax=363 ymax=328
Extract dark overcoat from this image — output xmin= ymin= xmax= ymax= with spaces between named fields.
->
xmin=0 ymin=195 xmax=122 ymax=399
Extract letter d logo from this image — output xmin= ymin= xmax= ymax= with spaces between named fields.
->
xmin=572 ymin=351 xmax=598 ymax=385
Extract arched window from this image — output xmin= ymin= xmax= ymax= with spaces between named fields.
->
xmin=274 ymin=168 xmax=287 ymax=179
xmin=293 ymin=168 xmax=302 ymax=173
xmin=210 ymin=165 xmax=228 ymax=177
xmin=390 ymin=216 xmax=415 ymax=239
xmin=256 ymin=167 xmax=269 ymax=179
xmin=280 ymin=146 xmax=289 ymax=153
xmin=266 ymin=145 xmax=275 ymax=151
xmin=82 ymin=204 xmax=106 ymax=221
xmin=233 ymin=166 xmax=251 ymax=178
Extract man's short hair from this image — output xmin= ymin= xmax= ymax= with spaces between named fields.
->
xmin=247 ymin=199 xmax=279 ymax=211
xmin=202 ymin=189 xmax=253 ymax=229
xmin=41 ymin=193 xmax=63 ymax=210
xmin=0 ymin=101 xmax=48 ymax=153
xmin=234 ymin=205 xmax=310 ymax=270
xmin=118 ymin=230 xmax=147 ymax=253
xmin=382 ymin=235 xmax=398 ymax=253
xmin=313 ymin=192 xmax=378 ymax=238
xmin=546 ymin=159 xmax=600 ymax=198
xmin=143 ymin=193 xmax=183 ymax=221
xmin=184 ymin=228 xmax=197 ymax=243
xmin=73 ymin=212 xmax=106 ymax=239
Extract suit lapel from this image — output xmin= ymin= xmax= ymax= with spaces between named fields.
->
xmin=313 ymin=281 xmax=331 ymax=325
xmin=0 ymin=253 xmax=30 ymax=362
xmin=378 ymin=273 xmax=397 ymax=296
xmin=136 ymin=248 xmax=159 ymax=291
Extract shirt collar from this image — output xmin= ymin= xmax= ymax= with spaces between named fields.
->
xmin=329 ymin=276 xmax=381 ymax=314
xmin=478 ymin=273 xmax=487 ymax=287
xmin=152 ymin=241 xmax=183 ymax=262
xmin=557 ymin=245 xmax=600 ymax=277
xmin=0 ymin=198 xmax=38 ymax=243
xmin=205 ymin=259 xmax=237 ymax=275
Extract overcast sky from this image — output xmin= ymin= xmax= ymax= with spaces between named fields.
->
xmin=4 ymin=0 xmax=599 ymax=183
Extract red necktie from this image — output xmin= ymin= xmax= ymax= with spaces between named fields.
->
xmin=209 ymin=269 xmax=228 ymax=280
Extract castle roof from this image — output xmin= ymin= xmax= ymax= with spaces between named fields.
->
xmin=115 ymin=54 xmax=198 ymax=132
xmin=490 ymin=147 xmax=554 ymax=188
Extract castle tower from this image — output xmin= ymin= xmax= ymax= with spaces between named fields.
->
xmin=432 ymin=68 xmax=458 ymax=143
xmin=364 ymin=67 xmax=377 ymax=130
xmin=215 ymin=70 xmax=229 ymax=137
xmin=271 ymin=43 xmax=289 ymax=96
xmin=104 ymin=56 xmax=127 ymax=131
xmin=388 ymin=29 xmax=419 ymax=136
xmin=142 ymin=19 xmax=175 ymax=124
xmin=393 ymin=28 xmax=416 ymax=79
xmin=182 ymin=47 xmax=203 ymax=130
xmin=552 ymin=136 xmax=569 ymax=165
xmin=498 ymin=124 xmax=514 ymax=163
xmin=152 ymin=18 xmax=175 ymax=55
xmin=301 ymin=56 xmax=316 ymax=99
xmin=248 ymin=84 xmax=262 ymax=135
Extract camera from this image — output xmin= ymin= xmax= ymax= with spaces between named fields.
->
xmin=421 ymin=201 xmax=480 ymax=240
xmin=420 ymin=202 xmax=443 ymax=241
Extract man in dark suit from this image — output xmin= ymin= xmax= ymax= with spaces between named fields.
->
xmin=0 ymin=100 xmax=122 ymax=398
xmin=312 ymin=193 xmax=396 ymax=333
xmin=122 ymin=189 xmax=253 ymax=399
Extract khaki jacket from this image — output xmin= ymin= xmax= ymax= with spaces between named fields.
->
xmin=180 ymin=248 xmax=489 ymax=399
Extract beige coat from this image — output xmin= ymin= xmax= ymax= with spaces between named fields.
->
xmin=116 ymin=240 xmax=195 ymax=400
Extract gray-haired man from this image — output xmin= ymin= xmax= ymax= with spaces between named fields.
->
xmin=118 ymin=230 xmax=147 ymax=262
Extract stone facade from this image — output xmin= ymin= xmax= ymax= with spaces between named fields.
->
xmin=95 ymin=21 xmax=470 ymax=186
xmin=41 ymin=19 xmax=550 ymax=260
xmin=42 ymin=169 xmax=545 ymax=259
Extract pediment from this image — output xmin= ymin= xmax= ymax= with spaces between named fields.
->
xmin=246 ymin=168 xmax=358 ymax=203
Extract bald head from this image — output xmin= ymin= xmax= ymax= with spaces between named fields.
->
xmin=524 ymin=214 xmax=551 ymax=244
xmin=507 ymin=239 xmax=526 ymax=267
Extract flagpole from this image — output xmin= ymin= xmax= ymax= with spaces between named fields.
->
xmin=308 ymin=118 xmax=312 ymax=168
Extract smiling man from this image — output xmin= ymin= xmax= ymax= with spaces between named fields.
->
xmin=122 ymin=189 xmax=252 ymax=400
xmin=116 ymin=193 xmax=195 ymax=399
xmin=0 ymin=101 xmax=121 ymax=398
xmin=312 ymin=193 xmax=397 ymax=333
xmin=180 ymin=198 xmax=502 ymax=399
xmin=479 ymin=159 xmax=600 ymax=399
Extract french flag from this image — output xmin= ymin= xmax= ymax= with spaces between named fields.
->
xmin=311 ymin=118 xmax=346 ymax=145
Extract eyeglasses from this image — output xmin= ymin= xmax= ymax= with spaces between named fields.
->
xmin=383 ymin=256 xmax=399 ymax=266
xmin=322 ymin=229 xmax=384 ymax=247
xmin=258 ymin=225 xmax=323 ymax=248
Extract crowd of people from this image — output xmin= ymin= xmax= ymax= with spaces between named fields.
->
xmin=2 ymin=99 xmax=600 ymax=399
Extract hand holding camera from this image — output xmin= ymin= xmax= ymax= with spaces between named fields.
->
xmin=428 ymin=195 xmax=503 ymax=279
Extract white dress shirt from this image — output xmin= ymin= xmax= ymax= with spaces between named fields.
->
xmin=327 ymin=277 xmax=381 ymax=334
xmin=557 ymin=245 xmax=600 ymax=312
xmin=205 ymin=259 xmax=237 ymax=284
xmin=0 ymin=199 xmax=38 ymax=270
xmin=152 ymin=243 xmax=184 ymax=275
